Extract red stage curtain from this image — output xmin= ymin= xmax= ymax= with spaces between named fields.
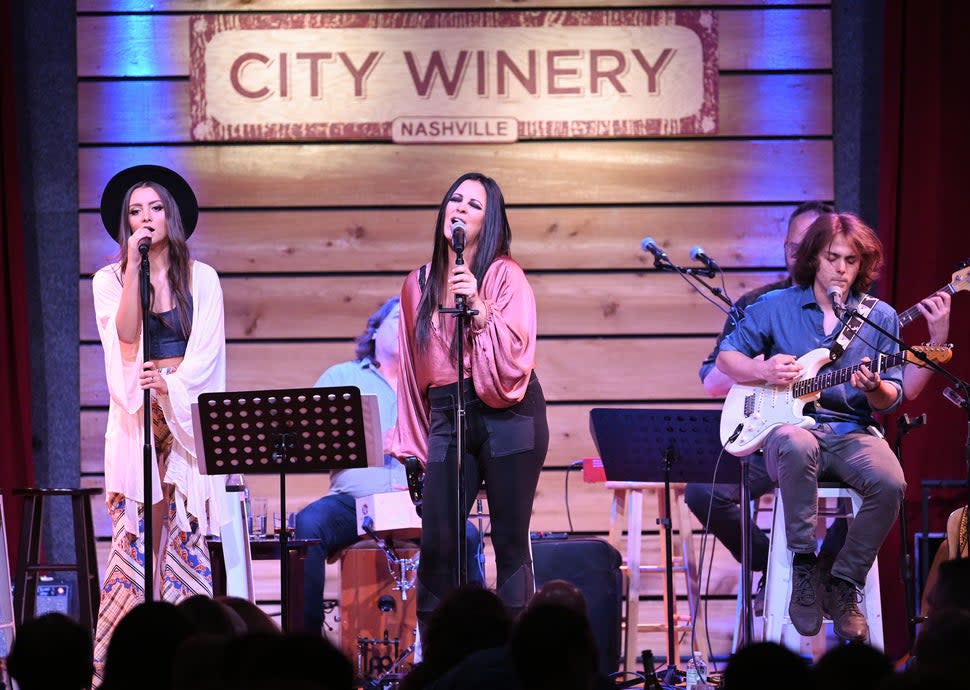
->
xmin=0 ymin=0 xmax=35 ymax=569
xmin=878 ymin=0 xmax=970 ymax=659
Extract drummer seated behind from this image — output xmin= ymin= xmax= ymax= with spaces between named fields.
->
xmin=295 ymin=297 xmax=482 ymax=634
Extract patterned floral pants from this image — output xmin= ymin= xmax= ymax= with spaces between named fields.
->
xmin=92 ymin=398 xmax=212 ymax=684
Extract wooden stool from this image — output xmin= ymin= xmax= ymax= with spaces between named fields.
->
xmin=731 ymin=492 xmax=773 ymax=653
xmin=13 ymin=487 xmax=101 ymax=633
xmin=762 ymin=483 xmax=884 ymax=656
xmin=606 ymin=481 xmax=705 ymax=671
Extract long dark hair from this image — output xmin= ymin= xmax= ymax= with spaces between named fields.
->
xmin=114 ymin=181 xmax=193 ymax=339
xmin=792 ymin=212 xmax=883 ymax=294
xmin=415 ymin=172 xmax=512 ymax=353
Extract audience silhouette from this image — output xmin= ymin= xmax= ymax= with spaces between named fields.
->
xmin=812 ymin=642 xmax=893 ymax=690
xmin=7 ymin=612 xmax=93 ymax=690
xmin=399 ymin=584 xmax=511 ymax=690
xmin=722 ymin=641 xmax=811 ymax=690
xmin=100 ymin=601 xmax=194 ymax=690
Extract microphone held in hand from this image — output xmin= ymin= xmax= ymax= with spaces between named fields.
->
xmin=640 ymin=236 xmax=670 ymax=264
xmin=450 ymin=218 xmax=467 ymax=307
xmin=450 ymin=218 xmax=467 ymax=259
xmin=827 ymin=285 xmax=845 ymax=314
xmin=137 ymin=228 xmax=154 ymax=255
xmin=689 ymin=246 xmax=721 ymax=275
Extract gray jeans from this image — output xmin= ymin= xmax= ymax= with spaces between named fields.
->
xmin=763 ymin=424 xmax=905 ymax=587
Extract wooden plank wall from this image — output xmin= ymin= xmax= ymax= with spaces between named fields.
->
xmin=76 ymin=0 xmax=832 ymax=659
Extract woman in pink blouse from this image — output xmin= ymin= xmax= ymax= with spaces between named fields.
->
xmin=390 ymin=172 xmax=549 ymax=628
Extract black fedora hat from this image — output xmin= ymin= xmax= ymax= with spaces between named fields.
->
xmin=99 ymin=164 xmax=199 ymax=239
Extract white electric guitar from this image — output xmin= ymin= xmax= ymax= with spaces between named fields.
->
xmin=718 ymin=262 xmax=969 ymax=456
xmin=719 ymin=344 xmax=953 ymax=456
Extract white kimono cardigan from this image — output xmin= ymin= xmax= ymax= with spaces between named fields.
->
xmin=92 ymin=259 xmax=229 ymax=537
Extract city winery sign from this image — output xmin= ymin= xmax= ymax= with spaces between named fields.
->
xmin=189 ymin=10 xmax=718 ymax=143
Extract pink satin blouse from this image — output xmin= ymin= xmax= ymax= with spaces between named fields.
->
xmin=389 ymin=256 xmax=538 ymax=463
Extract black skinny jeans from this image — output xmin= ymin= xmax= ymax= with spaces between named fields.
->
xmin=418 ymin=372 xmax=548 ymax=624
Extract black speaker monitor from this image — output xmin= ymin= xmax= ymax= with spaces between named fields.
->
xmin=531 ymin=535 xmax=622 ymax=674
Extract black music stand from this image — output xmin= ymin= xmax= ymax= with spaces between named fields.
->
xmin=589 ymin=408 xmax=738 ymax=684
xmin=194 ymin=386 xmax=372 ymax=631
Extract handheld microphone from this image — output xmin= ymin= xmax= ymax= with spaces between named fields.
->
xmin=137 ymin=228 xmax=154 ymax=255
xmin=450 ymin=219 xmax=467 ymax=307
xmin=827 ymin=285 xmax=845 ymax=314
xmin=689 ymin=246 xmax=720 ymax=275
xmin=450 ymin=218 xmax=467 ymax=259
xmin=640 ymin=236 xmax=669 ymax=263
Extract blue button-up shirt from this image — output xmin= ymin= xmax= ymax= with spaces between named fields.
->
xmin=314 ymin=357 xmax=406 ymax=497
xmin=719 ymin=284 xmax=903 ymax=429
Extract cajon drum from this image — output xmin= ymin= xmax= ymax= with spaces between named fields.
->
xmin=339 ymin=540 xmax=419 ymax=682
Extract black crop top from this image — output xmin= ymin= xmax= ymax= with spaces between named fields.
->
xmin=148 ymin=296 xmax=193 ymax=359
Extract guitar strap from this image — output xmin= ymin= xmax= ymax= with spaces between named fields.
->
xmin=828 ymin=293 xmax=879 ymax=362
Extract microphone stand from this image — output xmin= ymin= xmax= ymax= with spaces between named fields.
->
xmin=648 ymin=252 xmax=756 ymax=655
xmin=941 ymin=385 xmax=970 ymax=560
xmin=837 ymin=302 xmax=970 ymax=555
xmin=655 ymin=261 xmax=733 ymax=310
xmin=138 ymin=242 xmax=154 ymax=601
xmin=894 ymin=412 xmax=926 ymax=651
xmin=658 ymin=448 xmax=681 ymax=687
xmin=648 ymin=254 xmax=734 ymax=318
xmin=438 ymin=233 xmax=477 ymax=588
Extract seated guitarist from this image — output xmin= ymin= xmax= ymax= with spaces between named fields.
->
xmin=687 ymin=201 xmax=841 ymax=610
xmin=717 ymin=212 xmax=905 ymax=643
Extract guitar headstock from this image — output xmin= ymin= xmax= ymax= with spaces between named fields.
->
xmin=904 ymin=343 xmax=954 ymax=367
xmin=951 ymin=261 xmax=970 ymax=293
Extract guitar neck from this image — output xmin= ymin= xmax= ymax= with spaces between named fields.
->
xmin=898 ymin=283 xmax=957 ymax=326
xmin=792 ymin=352 xmax=907 ymax=397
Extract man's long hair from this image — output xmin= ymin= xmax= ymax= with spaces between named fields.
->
xmin=792 ymin=212 xmax=883 ymax=294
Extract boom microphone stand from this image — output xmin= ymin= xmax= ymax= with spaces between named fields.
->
xmin=642 ymin=240 xmax=757 ymax=651
xmin=835 ymin=299 xmax=970 ymax=527
xmin=438 ymin=220 xmax=477 ymax=587
xmin=139 ymin=239 xmax=154 ymax=601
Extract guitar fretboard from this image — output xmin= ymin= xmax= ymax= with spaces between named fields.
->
xmin=898 ymin=283 xmax=958 ymax=326
xmin=791 ymin=352 xmax=907 ymax=397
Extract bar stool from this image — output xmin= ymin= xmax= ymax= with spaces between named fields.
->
xmin=606 ymin=481 xmax=705 ymax=671
xmin=13 ymin=487 xmax=102 ymax=633
xmin=731 ymin=492 xmax=773 ymax=653
xmin=762 ymin=482 xmax=884 ymax=656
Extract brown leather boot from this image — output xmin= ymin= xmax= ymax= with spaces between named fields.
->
xmin=789 ymin=560 xmax=822 ymax=636
xmin=820 ymin=574 xmax=869 ymax=642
